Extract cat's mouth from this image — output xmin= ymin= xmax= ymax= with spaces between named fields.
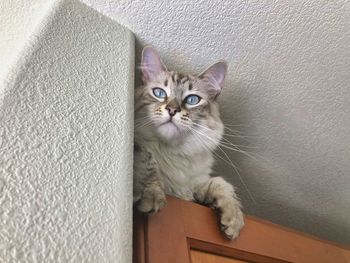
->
xmin=160 ymin=119 xmax=175 ymax=126
xmin=159 ymin=118 xmax=179 ymax=130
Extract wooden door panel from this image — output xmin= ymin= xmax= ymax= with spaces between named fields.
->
xmin=133 ymin=195 xmax=350 ymax=263
xmin=191 ymin=250 xmax=248 ymax=263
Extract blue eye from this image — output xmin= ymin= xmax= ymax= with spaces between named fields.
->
xmin=153 ymin=88 xmax=167 ymax=98
xmin=185 ymin=95 xmax=201 ymax=105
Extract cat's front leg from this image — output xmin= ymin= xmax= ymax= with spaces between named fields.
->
xmin=134 ymin=144 xmax=166 ymax=213
xmin=194 ymin=177 xmax=244 ymax=240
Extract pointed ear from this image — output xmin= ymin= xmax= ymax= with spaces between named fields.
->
xmin=199 ymin=61 xmax=227 ymax=98
xmin=141 ymin=46 xmax=167 ymax=83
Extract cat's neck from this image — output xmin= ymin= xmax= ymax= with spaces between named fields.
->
xmin=139 ymin=133 xmax=186 ymax=148
xmin=136 ymin=130 xmax=213 ymax=157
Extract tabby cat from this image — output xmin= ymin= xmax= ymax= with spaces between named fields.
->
xmin=134 ymin=46 xmax=244 ymax=239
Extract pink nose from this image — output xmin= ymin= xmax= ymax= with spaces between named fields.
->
xmin=166 ymin=106 xmax=181 ymax=116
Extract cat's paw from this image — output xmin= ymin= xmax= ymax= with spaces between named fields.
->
xmin=137 ymin=186 xmax=167 ymax=214
xmin=218 ymin=201 xmax=244 ymax=240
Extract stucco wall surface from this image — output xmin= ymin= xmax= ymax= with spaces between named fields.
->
xmin=81 ymin=0 xmax=350 ymax=245
xmin=0 ymin=0 xmax=134 ymax=262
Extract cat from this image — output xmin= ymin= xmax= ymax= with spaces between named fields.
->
xmin=133 ymin=46 xmax=244 ymax=240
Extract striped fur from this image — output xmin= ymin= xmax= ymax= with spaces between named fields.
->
xmin=133 ymin=47 xmax=244 ymax=240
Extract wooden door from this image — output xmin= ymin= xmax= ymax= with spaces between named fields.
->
xmin=133 ymin=195 xmax=350 ymax=263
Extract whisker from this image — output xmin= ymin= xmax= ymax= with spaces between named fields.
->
xmin=223 ymin=123 xmax=247 ymax=127
xmin=193 ymin=123 xmax=256 ymax=155
xmin=220 ymin=135 xmax=255 ymax=149
xmin=134 ymin=117 xmax=156 ymax=130
xmin=223 ymin=126 xmax=247 ymax=136
xmin=191 ymin=122 xmax=258 ymax=158
xmin=186 ymin=124 xmax=257 ymax=204
xmin=135 ymin=119 xmax=151 ymax=128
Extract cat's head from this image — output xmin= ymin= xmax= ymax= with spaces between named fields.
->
xmin=136 ymin=46 xmax=226 ymax=151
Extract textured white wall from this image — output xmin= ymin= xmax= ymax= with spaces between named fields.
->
xmin=82 ymin=0 xmax=350 ymax=245
xmin=0 ymin=0 xmax=134 ymax=262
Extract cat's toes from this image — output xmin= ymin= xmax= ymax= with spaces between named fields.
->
xmin=137 ymin=187 xmax=167 ymax=214
xmin=219 ymin=204 xmax=244 ymax=240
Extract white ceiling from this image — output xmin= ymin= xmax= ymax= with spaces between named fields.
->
xmin=81 ymin=0 xmax=350 ymax=245
xmin=0 ymin=0 xmax=51 ymax=80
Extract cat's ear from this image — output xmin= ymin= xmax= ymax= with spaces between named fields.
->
xmin=199 ymin=61 xmax=227 ymax=99
xmin=141 ymin=46 xmax=167 ymax=83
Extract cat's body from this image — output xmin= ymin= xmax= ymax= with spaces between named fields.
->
xmin=136 ymin=138 xmax=214 ymax=200
xmin=134 ymin=47 xmax=244 ymax=239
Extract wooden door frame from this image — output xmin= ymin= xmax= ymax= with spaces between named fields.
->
xmin=134 ymin=195 xmax=350 ymax=263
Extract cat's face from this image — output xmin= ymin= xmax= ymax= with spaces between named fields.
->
xmin=136 ymin=46 xmax=226 ymax=150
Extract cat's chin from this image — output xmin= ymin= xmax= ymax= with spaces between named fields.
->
xmin=156 ymin=122 xmax=182 ymax=140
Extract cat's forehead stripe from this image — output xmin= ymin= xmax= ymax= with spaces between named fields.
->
xmin=176 ymin=73 xmax=183 ymax=84
xmin=181 ymin=76 xmax=189 ymax=84
xmin=169 ymin=72 xmax=193 ymax=89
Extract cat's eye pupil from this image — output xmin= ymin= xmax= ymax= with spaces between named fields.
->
xmin=185 ymin=95 xmax=201 ymax=105
xmin=153 ymin=88 xmax=166 ymax=99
